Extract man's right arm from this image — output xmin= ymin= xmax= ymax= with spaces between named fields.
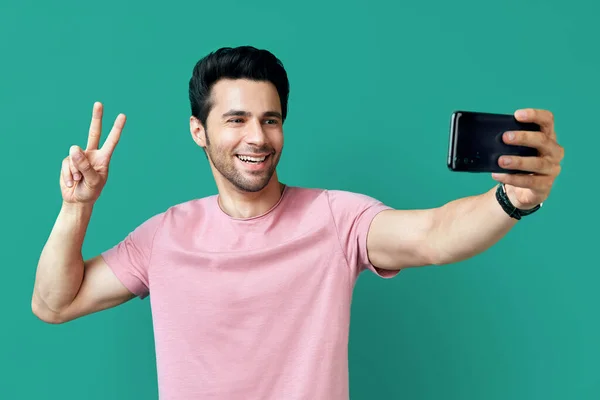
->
xmin=32 ymin=202 xmax=135 ymax=324
xmin=33 ymin=103 xmax=135 ymax=324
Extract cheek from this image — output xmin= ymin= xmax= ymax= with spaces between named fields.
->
xmin=211 ymin=130 xmax=240 ymax=151
xmin=269 ymin=130 xmax=284 ymax=150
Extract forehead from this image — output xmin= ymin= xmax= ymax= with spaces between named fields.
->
xmin=209 ymin=79 xmax=281 ymax=115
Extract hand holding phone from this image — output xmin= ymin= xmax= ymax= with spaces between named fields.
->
xmin=447 ymin=111 xmax=540 ymax=174
xmin=446 ymin=108 xmax=565 ymax=210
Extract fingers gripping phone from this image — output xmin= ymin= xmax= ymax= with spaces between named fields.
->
xmin=447 ymin=111 xmax=540 ymax=174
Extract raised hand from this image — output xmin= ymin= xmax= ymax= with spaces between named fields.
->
xmin=492 ymin=108 xmax=564 ymax=209
xmin=60 ymin=102 xmax=126 ymax=205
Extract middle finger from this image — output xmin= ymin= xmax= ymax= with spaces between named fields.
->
xmin=503 ymin=130 xmax=558 ymax=157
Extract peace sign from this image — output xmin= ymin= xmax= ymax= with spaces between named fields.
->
xmin=60 ymin=102 xmax=126 ymax=205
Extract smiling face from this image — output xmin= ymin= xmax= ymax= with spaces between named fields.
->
xmin=191 ymin=78 xmax=284 ymax=193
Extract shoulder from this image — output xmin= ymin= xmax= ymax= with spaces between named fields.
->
xmin=128 ymin=195 xmax=217 ymax=236
xmin=283 ymin=185 xmax=327 ymax=204
xmin=159 ymin=194 xmax=218 ymax=225
xmin=164 ymin=194 xmax=217 ymax=214
xmin=324 ymin=188 xmax=389 ymax=212
xmin=285 ymin=185 xmax=379 ymax=203
xmin=285 ymin=185 xmax=391 ymax=217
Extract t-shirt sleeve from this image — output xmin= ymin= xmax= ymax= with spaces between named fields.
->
xmin=100 ymin=212 xmax=164 ymax=299
xmin=326 ymin=190 xmax=399 ymax=279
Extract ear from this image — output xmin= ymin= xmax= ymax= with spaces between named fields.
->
xmin=190 ymin=116 xmax=207 ymax=148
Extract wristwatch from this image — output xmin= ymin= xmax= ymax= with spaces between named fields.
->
xmin=495 ymin=183 xmax=542 ymax=220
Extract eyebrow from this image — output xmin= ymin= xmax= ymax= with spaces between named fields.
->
xmin=222 ymin=110 xmax=282 ymax=119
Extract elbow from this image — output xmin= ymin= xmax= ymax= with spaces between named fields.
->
xmin=31 ymin=296 xmax=67 ymax=325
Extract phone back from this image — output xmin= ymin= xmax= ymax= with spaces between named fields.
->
xmin=447 ymin=111 xmax=540 ymax=173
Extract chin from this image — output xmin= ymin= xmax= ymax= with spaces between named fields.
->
xmin=231 ymin=175 xmax=274 ymax=193
xmin=211 ymin=153 xmax=279 ymax=193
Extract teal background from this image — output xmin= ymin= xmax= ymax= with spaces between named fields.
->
xmin=1 ymin=0 xmax=597 ymax=398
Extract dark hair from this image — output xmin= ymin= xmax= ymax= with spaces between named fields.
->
xmin=188 ymin=46 xmax=290 ymax=128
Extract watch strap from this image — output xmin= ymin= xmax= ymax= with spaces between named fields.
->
xmin=495 ymin=183 xmax=542 ymax=220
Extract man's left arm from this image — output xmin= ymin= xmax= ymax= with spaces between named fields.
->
xmin=367 ymin=108 xmax=564 ymax=271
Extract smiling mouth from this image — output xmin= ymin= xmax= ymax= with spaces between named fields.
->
xmin=236 ymin=154 xmax=270 ymax=164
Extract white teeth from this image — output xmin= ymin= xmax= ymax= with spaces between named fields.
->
xmin=237 ymin=155 xmax=267 ymax=163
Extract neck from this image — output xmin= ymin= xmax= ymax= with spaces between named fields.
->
xmin=216 ymin=175 xmax=285 ymax=219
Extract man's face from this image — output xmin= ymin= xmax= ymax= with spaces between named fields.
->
xmin=193 ymin=79 xmax=284 ymax=193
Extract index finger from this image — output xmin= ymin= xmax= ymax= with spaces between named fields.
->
xmin=101 ymin=113 xmax=127 ymax=158
xmin=514 ymin=108 xmax=556 ymax=137
xmin=86 ymin=102 xmax=103 ymax=150
xmin=504 ymin=130 xmax=562 ymax=159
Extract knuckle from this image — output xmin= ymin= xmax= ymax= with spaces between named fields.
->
xmin=536 ymin=157 xmax=545 ymax=171
xmin=525 ymin=174 xmax=535 ymax=187
xmin=530 ymin=109 xmax=538 ymax=120
xmin=78 ymin=160 xmax=92 ymax=171
xmin=74 ymin=154 xmax=92 ymax=171
xmin=83 ymin=177 xmax=101 ymax=190
xmin=552 ymin=164 xmax=562 ymax=177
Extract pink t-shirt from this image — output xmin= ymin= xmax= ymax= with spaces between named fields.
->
xmin=101 ymin=186 xmax=398 ymax=399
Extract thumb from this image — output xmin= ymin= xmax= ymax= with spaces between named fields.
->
xmin=69 ymin=146 xmax=101 ymax=188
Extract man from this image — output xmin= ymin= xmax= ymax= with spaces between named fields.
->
xmin=32 ymin=46 xmax=564 ymax=399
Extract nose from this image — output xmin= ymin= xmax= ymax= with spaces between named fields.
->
xmin=244 ymin=118 xmax=267 ymax=146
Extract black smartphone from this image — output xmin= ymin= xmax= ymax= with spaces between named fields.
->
xmin=447 ymin=110 xmax=540 ymax=173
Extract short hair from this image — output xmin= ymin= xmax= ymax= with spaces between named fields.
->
xmin=188 ymin=45 xmax=290 ymax=128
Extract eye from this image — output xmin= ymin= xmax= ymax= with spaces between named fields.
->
xmin=265 ymin=119 xmax=279 ymax=125
xmin=228 ymin=118 xmax=243 ymax=123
